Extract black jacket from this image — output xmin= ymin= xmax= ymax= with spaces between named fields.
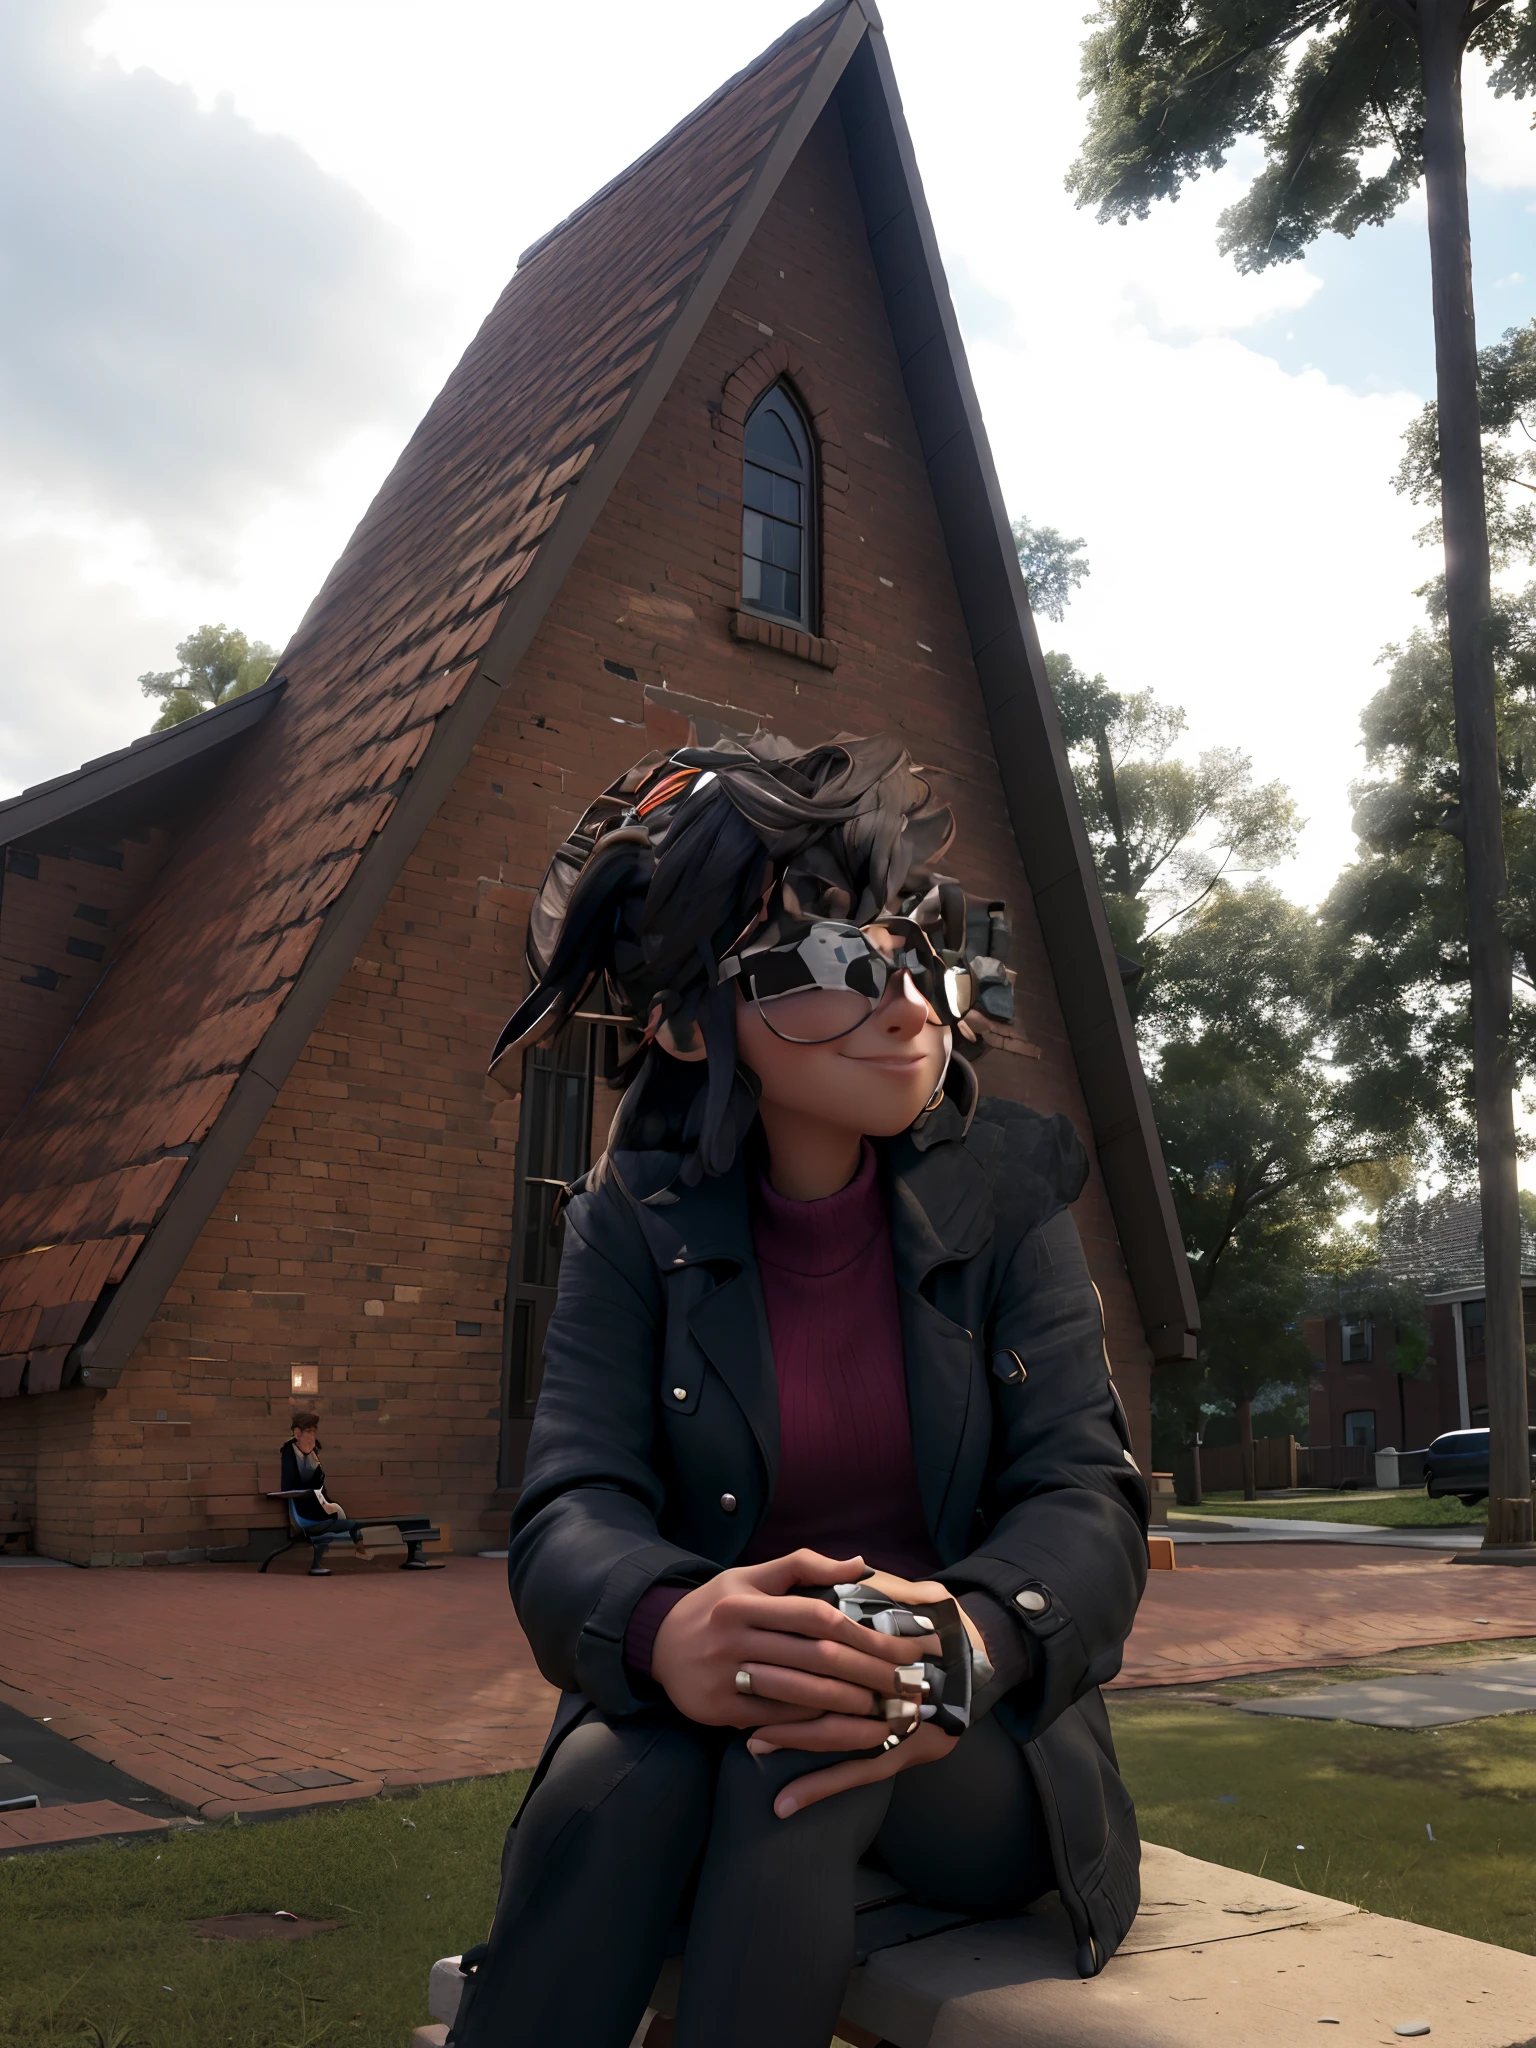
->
xmin=279 ymin=1440 xmax=329 ymax=1523
xmin=508 ymin=1094 xmax=1150 ymax=1973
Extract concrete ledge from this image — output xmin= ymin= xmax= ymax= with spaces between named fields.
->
xmin=423 ymin=1845 xmax=1536 ymax=2047
xmin=841 ymin=1844 xmax=1536 ymax=2047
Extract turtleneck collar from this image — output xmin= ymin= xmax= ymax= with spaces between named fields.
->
xmin=750 ymin=1139 xmax=885 ymax=1278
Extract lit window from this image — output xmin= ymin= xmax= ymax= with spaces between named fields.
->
xmin=742 ymin=383 xmax=814 ymax=629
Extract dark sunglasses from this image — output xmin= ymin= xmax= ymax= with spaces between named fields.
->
xmin=721 ymin=917 xmax=975 ymax=1045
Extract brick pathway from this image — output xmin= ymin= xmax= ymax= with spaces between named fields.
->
xmin=0 ymin=1799 xmax=169 ymax=1854
xmin=0 ymin=1557 xmax=556 ymax=1823
xmin=2 ymin=1546 xmax=1534 ymax=1849
xmin=1117 ymin=1542 xmax=1536 ymax=1688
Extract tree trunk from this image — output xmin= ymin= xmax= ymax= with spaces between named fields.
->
xmin=1419 ymin=1 xmax=1533 ymax=1549
xmin=1238 ymin=1396 xmax=1256 ymax=1501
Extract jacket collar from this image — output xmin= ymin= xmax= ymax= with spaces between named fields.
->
xmin=610 ymin=1100 xmax=994 ymax=1291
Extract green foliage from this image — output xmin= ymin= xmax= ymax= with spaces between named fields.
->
xmin=139 ymin=624 xmax=277 ymax=732
xmin=1068 ymin=3 xmax=1536 ymax=273
xmin=1011 ymin=513 xmax=1089 ymax=622
xmin=1045 ymin=650 xmax=1299 ymax=997
xmin=1144 ymin=882 xmax=1352 ymax=1457
xmin=1320 ymin=581 xmax=1536 ymax=1173
xmin=1396 ymin=318 xmax=1536 ymax=571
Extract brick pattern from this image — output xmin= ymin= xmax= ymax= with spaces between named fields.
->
xmin=0 ymin=1559 xmax=557 ymax=1818
xmin=1 ymin=1548 xmax=1530 ymax=1847
xmin=1115 ymin=1543 xmax=1536 ymax=1689
xmin=0 ymin=1798 xmax=169 ymax=1854
xmin=0 ymin=9 xmax=841 ymax=1377
xmin=4 ymin=67 xmax=1153 ymax=1560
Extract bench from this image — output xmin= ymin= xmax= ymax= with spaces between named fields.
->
xmin=0 ymin=1521 xmax=31 ymax=1556
xmin=258 ymin=1492 xmax=444 ymax=1576
xmin=413 ymin=1842 xmax=1536 ymax=2047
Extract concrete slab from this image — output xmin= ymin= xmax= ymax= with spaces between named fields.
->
xmin=839 ymin=1845 xmax=1536 ymax=2048
xmin=1236 ymin=1656 xmax=1536 ymax=1727
xmin=1170 ymin=1519 xmax=1485 ymax=1551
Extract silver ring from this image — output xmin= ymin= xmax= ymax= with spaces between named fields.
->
xmin=734 ymin=1668 xmax=753 ymax=1695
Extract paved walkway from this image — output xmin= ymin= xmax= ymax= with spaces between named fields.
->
xmin=2 ymin=1546 xmax=1534 ymax=1848
xmin=0 ymin=1557 xmax=554 ymax=1834
xmin=1118 ymin=1542 xmax=1536 ymax=1688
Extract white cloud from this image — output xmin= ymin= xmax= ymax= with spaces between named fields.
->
xmin=0 ymin=532 xmax=177 ymax=793
xmin=0 ymin=1 xmax=436 ymax=566
xmin=1463 ymin=53 xmax=1536 ymax=194
xmin=0 ymin=0 xmax=1475 ymax=905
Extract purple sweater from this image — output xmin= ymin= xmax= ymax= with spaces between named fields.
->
xmin=624 ymin=1145 xmax=1029 ymax=1691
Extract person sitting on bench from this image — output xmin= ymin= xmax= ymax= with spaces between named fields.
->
xmin=280 ymin=1410 xmax=370 ymax=1562
xmin=448 ymin=738 xmax=1149 ymax=2048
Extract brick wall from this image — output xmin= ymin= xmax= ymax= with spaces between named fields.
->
xmin=18 ymin=97 xmax=1152 ymax=1562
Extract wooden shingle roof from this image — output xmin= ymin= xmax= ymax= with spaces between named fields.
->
xmin=0 ymin=0 xmax=1196 ymax=1396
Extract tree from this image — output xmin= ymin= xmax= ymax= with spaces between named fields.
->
xmin=1147 ymin=880 xmax=1367 ymax=1492
xmin=139 ymin=624 xmax=277 ymax=731
xmin=1047 ymin=650 xmax=1299 ymax=1005
xmin=1069 ymin=1 xmax=1536 ymax=1549
xmin=1011 ymin=514 xmax=1090 ymax=622
xmin=1021 ymin=513 xmax=1342 ymax=1488
xmin=1321 ymin=580 xmax=1536 ymax=1167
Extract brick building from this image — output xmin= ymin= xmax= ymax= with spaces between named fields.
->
xmin=1306 ymin=1196 xmax=1536 ymax=1454
xmin=0 ymin=1 xmax=1195 ymax=1566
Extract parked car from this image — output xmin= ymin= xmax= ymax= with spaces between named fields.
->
xmin=1423 ymin=1427 xmax=1536 ymax=1505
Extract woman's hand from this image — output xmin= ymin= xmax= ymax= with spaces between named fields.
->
xmin=650 ymin=1550 xmax=918 ymax=1730
xmin=743 ymin=1570 xmax=985 ymax=1817
xmin=747 ymin=1716 xmax=958 ymax=1816
xmin=859 ymin=1570 xmax=987 ymax=1660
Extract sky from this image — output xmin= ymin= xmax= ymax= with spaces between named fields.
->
xmin=2 ymin=0 xmax=1534 ymax=923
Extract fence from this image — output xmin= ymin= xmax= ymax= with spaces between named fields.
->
xmin=1173 ymin=1437 xmax=1374 ymax=1500
xmin=1296 ymin=1442 xmax=1374 ymax=1490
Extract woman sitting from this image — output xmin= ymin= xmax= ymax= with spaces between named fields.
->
xmin=452 ymin=735 xmax=1148 ymax=2048
xmin=279 ymin=1410 xmax=370 ymax=1569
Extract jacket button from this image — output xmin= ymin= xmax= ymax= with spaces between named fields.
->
xmin=720 ymin=1493 xmax=738 ymax=1514
xmin=672 ymin=1386 xmax=688 ymax=1401
xmin=1014 ymin=1588 xmax=1047 ymax=1615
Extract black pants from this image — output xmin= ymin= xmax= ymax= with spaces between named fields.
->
xmin=452 ymin=1707 xmax=1054 ymax=2048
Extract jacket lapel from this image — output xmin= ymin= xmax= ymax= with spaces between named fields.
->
xmin=885 ymin=1122 xmax=996 ymax=1543
xmin=614 ymin=1151 xmax=779 ymax=1492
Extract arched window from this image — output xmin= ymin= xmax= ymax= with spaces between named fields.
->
xmin=741 ymin=383 xmax=815 ymax=630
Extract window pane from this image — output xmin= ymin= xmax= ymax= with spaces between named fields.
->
xmin=761 ymin=563 xmax=788 ymax=612
xmin=745 ymin=404 xmax=801 ymax=466
xmin=743 ymin=556 xmax=762 ymax=602
xmin=772 ymin=473 xmax=801 ymax=521
xmin=782 ymin=571 xmax=800 ymax=615
xmin=743 ymin=508 xmax=766 ymax=558
xmin=744 ymin=463 xmax=777 ymax=514
xmin=766 ymin=517 xmax=801 ymax=570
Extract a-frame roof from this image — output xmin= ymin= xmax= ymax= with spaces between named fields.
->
xmin=0 ymin=0 xmax=1196 ymax=1396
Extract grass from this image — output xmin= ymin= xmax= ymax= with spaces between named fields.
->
xmin=1108 ymin=1695 xmax=1536 ymax=1954
xmin=0 ymin=1774 xmax=528 ymax=2048
xmin=1176 ymin=1488 xmax=1488 ymax=1527
xmin=10 ymin=1676 xmax=1536 ymax=2040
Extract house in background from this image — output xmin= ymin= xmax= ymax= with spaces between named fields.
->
xmin=0 ymin=0 xmax=1196 ymax=1566
xmin=1306 ymin=1195 xmax=1536 ymax=1454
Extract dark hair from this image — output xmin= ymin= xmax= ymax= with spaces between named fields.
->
xmin=491 ymin=733 xmax=965 ymax=1181
xmin=291 ymin=1409 xmax=321 ymax=1432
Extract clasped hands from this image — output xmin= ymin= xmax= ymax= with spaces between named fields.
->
xmin=648 ymin=1548 xmax=984 ymax=1817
